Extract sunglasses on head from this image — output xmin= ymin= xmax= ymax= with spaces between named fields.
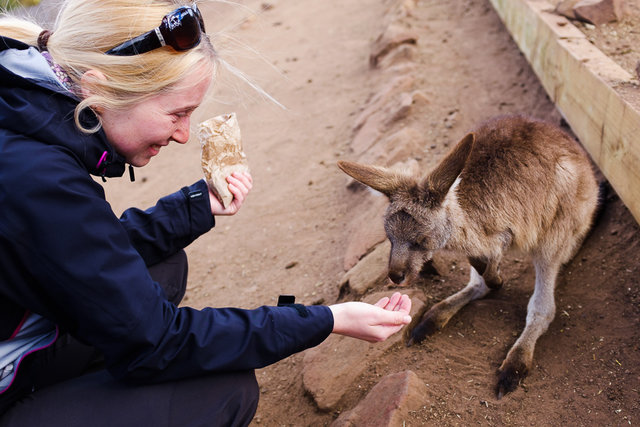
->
xmin=106 ymin=5 xmax=206 ymax=56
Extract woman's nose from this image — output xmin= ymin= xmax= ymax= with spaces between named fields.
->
xmin=172 ymin=117 xmax=190 ymax=144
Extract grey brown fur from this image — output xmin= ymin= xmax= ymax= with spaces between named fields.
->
xmin=338 ymin=115 xmax=599 ymax=398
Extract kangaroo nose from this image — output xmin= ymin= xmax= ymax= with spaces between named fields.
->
xmin=389 ymin=271 xmax=405 ymax=284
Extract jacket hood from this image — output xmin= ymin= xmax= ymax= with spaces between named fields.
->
xmin=0 ymin=36 xmax=125 ymax=178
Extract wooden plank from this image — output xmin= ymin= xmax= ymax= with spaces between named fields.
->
xmin=488 ymin=0 xmax=640 ymax=225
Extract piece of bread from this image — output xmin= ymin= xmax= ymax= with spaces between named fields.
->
xmin=199 ymin=113 xmax=250 ymax=208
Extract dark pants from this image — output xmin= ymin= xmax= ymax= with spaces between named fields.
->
xmin=0 ymin=250 xmax=259 ymax=426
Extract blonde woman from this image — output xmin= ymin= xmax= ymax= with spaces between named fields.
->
xmin=0 ymin=1 xmax=412 ymax=425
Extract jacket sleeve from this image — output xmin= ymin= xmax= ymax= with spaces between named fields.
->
xmin=118 ymin=179 xmax=215 ymax=266
xmin=109 ymin=303 xmax=333 ymax=383
xmin=1 ymin=145 xmax=334 ymax=383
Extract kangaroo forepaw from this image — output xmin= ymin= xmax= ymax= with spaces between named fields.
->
xmin=406 ymin=317 xmax=440 ymax=347
xmin=495 ymin=363 xmax=529 ymax=399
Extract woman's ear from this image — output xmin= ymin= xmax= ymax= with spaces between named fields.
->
xmin=79 ymin=69 xmax=107 ymax=106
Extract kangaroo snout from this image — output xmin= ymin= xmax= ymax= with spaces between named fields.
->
xmin=388 ymin=244 xmax=409 ymax=284
xmin=388 ymin=243 xmax=433 ymax=286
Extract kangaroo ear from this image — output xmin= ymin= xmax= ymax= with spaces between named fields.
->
xmin=337 ymin=160 xmax=403 ymax=197
xmin=425 ymin=132 xmax=474 ymax=202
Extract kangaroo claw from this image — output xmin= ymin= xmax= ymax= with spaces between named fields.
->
xmin=495 ymin=364 xmax=528 ymax=399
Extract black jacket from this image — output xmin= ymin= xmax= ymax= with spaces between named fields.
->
xmin=0 ymin=36 xmax=333 ymax=384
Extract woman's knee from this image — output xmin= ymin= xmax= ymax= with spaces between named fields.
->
xmin=0 ymin=370 xmax=260 ymax=427
xmin=225 ymin=370 xmax=259 ymax=425
xmin=147 ymin=249 xmax=189 ymax=305
xmin=173 ymin=370 xmax=259 ymax=426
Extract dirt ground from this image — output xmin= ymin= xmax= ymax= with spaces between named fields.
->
xmin=23 ymin=0 xmax=640 ymax=425
xmin=567 ymin=0 xmax=640 ymax=78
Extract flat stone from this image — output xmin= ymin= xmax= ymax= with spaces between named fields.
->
xmin=302 ymin=291 xmax=425 ymax=411
xmin=357 ymin=126 xmax=425 ymax=167
xmin=331 ymin=370 xmax=428 ymax=427
xmin=353 ymin=75 xmax=414 ymax=133
xmin=342 ymin=193 xmax=388 ymax=270
xmin=339 ymin=240 xmax=391 ymax=296
xmin=351 ymin=91 xmax=416 ymax=155
xmin=574 ymin=0 xmax=625 ymax=24
xmin=376 ymin=43 xmax=418 ymax=69
xmin=554 ymin=0 xmax=580 ymax=19
xmin=370 ymin=24 xmax=419 ymax=67
xmin=351 ymin=76 xmax=416 ymax=156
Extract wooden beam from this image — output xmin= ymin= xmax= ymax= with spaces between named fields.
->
xmin=488 ymin=0 xmax=640 ymax=225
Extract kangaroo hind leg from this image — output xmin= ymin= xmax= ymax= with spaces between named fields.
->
xmin=496 ymin=255 xmax=560 ymax=398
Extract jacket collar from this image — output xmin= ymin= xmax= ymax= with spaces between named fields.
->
xmin=0 ymin=36 xmax=126 ymax=179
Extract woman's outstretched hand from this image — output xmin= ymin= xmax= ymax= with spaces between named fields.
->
xmin=329 ymin=292 xmax=412 ymax=343
xmin=209 ymin=172 xmax=253 ymax=216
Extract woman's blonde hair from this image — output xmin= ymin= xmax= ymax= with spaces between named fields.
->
xmin=0 ymin=0 xmax=217 ymax=132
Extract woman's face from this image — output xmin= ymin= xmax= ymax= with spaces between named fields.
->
xmin=99 ymin=69 xmax=213 ymax=167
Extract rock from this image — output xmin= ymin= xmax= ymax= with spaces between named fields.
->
xmin=370 ymin=24 xmax=419 ymax=68
xmin=353 ymin=75 xmax=414 ymax=132
xmin=331 ymin=370 xmax=428 ymax=427
xmin=388 ymin=92 xmax=414 ymax=122
xmin=376 ymin=43 xmax=418 ymax=69
xmin=350 ymin=74 xmax=415 ymax=156
xmin=357 ymin=127 xmax=425 ymax=168
xmin=554 ymin=0 xmax=580 ymax=19
xmin=302 ymin=291 xmax=425 ymax=411
xmin=342 ymin=193 xmax=388 ymax=271
xmin=574 ymin=0 xmax=625 ymax=25
xmin=383 ymin=0 xmax=417 ymax=18
xmin=352 ymin=89 xmax=420 ymax=155
xmin=339 ymin=240 xmax=391 ymax=296
xmin=351 ymin=118 xmax=384 ymax=157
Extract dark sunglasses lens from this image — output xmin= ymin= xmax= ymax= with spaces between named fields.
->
xmin=160 ymin=8 xmax=201 ymax=51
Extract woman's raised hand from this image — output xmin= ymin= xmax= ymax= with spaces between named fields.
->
xmin=209 ymin=172 xmax=253 ymax=216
